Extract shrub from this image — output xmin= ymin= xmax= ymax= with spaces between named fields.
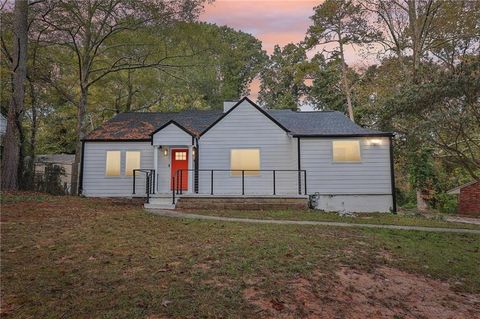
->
xmin=434 ymin=193 xmax=458 ymax=214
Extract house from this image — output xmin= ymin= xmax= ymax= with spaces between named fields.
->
xmin=80 ymin=97 xmax=396 ymax=212
xmin=447 ymin=180 xmax=480 ymax=216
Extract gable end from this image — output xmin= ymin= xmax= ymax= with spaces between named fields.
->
xmin=149 ymin=120 xmax=195 ymax=138
xmin=199 ymin=97 xmax=290 ymax=137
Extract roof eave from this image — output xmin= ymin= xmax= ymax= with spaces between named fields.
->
xmin=82 ymin=138 xmax=152 ymax=142
xmin=149 ymin=119 xmax=196 ymax=138
xmin=292 ymin=133 xmax=394 ymax=138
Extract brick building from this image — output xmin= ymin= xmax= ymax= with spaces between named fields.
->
xmin=447 ymin=180 xmax=480 ymax=216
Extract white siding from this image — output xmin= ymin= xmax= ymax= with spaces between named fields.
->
xmin=316 ymin=195 xmax=393 ymax=212
xmin=156 ymin=146 xmax=169 ymax=193
xmin=83 ymin=142 xmax=154 ymax=197
xmin=152 ymin=123 xmax=192 ymax=146
xmin=198 ymin=100 xmax=298 ymax=195
xmin=301 ymin=137 xmax=393 ymax=212
xmin=301 ymin=137 xmax=392 ymax=195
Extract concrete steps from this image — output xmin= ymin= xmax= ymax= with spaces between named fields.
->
xmin=144 ymin=195 xmax=176 ymax=210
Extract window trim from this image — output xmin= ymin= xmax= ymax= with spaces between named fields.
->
xmin=331 ymin=140 xmax=362 ymax=163
xmin=105 ymin=150 xmax=122 ymax=177
xmin=230 ymin=148 xmax=261 ymax=177
xmin=125 ymin=150 xmax=141 ymax=177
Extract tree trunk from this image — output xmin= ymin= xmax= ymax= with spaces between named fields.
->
xmin=125 ymin=69 xmax=133 ymax=112
xmin=1 ymin=0 xmax=28 ymax=190
xmin=70 ymin=85 xmax=88 ymax=195
xmin=408 ymin=0 xmax=420 ymax=83
xmin=28 ymin=79 xmax=38 ymax=189
xmin=338 ymin=35 xmax=354 ymax=122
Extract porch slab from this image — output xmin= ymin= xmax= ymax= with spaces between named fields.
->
xmin=175 ymin=195 xmax=309 ymax=210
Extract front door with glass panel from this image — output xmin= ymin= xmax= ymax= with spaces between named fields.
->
xmin=171 ymin=149 xmax=189 ymax=190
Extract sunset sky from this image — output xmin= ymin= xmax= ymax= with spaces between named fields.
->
xmin=200 ymin=0 xmax=372 ymax=103
xmin=201 ymin=0 xmax=319 ymax=55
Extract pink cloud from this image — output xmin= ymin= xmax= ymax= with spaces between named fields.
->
xmin=201 ymin=0 xmax=319 ymax=53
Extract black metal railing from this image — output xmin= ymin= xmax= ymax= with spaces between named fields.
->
xmin=132 ymin=169 xmax=155 ymax=202
xmin=171 ymin=169 xmax=307 ymax=204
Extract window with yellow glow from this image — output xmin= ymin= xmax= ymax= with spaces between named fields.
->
xmin=230 ymin=149 xmax=260 ymax=176
xmin=125 ymin=151 xmax=141 ymax=176
xmin=332 ymin=140 xmax=361 ymax=162
xmin=105 ymin=151 xmax=121 ymax=176
xmin=175 ymin=151 xmax=187 ymax=161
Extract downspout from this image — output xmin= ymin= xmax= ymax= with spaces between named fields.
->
xmin=78 ymin=140 xmax=86 ymax=195
xmin=389 ymin=136 xmax=397 ymax=213
xmin=297 ymin=137 xmax=301 ymax=171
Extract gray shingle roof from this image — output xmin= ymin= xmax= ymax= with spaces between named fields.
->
xmin=268 ymin=110 xmax=390 ymax=136
xmin=85 ymin=106 xmax=389 ymax=141
xmin=85 ymin=110 xmax=223 ymax=140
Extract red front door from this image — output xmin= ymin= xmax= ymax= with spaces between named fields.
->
xmin=171 ymin=149 xmax=189 ymax=190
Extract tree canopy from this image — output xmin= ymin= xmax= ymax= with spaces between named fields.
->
xmin=258 ymin=43 xmax=308 ymax=110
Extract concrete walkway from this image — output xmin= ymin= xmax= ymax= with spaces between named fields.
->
xmin=147 ymin=210 xmax=480 ymax=234
xmin=446 ymin=216 xmax=480 ymax=225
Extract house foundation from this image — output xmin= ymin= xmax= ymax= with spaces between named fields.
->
xmin=175 ymin=195 xmax=309 ymax=210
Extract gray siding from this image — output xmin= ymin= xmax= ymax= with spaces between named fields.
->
xmin=198 ymin=100 xmax=298 ymax=195
xmin=152 ymin=123 xmax=192 ymax=146
xmin=83 ymin=142 xmax=153 ymax=197
xmin=300 ymin=137 xmax=392 ymax=195
xmin=316 ymin=194 xmax=393 ymax=212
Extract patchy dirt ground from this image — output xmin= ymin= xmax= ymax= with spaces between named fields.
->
xmin=244 ymin=267 xmax=480 ymax=319
xmin=1 ymin=193 xmax=479 ymax=318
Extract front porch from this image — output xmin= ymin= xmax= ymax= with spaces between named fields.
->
xmin=140 ymin=165 xmax=308 ymax=210
xmin=133 ymin=140 xmax=308 ymax=209
xmin=134 ymin=143 xmax=308 ymax=210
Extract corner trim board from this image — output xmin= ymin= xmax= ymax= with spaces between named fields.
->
xmin=297 ymin=137 xmax=301 ymax=171
xmin=389 ymin=136 xmax=397 ymax=212
xmin=78 ymin=140 xmax=85 ymax=195
xmin=194 ymin=138 xmax=199 ymax=193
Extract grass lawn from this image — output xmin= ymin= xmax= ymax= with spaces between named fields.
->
xmin=1 ymin=193 xmax=479 ymax=318
xmin=184 ymin=209 xmax=480 ymax=230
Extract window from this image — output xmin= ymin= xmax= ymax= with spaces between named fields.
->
xmin=105 ymin=151 xmax=121 ymax=176
xmin=125 ymin=151 xmax=141 ymax=176
xmin=175 ymin=151 xmax=187 ymax=160
xmin=230 ymin=149 xmax=260 ymax=176
xmin=332 ymin=140 xmax=361 ymax=162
